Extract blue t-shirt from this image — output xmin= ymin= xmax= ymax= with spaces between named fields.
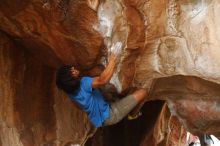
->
xmin=68 ymin=77 xmax=110 ymax=128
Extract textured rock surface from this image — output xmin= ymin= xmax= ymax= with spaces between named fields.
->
xmin=85 ymin=101 xmax=165 ymax=146
xmin=151 ymin=76 xmax=220 ymax=138
xmin=0 ymin=32 xmax=95 ymax=146
xmin=1 ymin=0 xmax=220 ymax=146
xmin=95 ymin=0 xmax=220 ymax=140
xmin=140 ymin=104 xmax=186 ymax=146
xmin=86 ymin=102 xmax=186 ymax=146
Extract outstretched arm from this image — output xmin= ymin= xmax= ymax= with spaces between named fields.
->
xmin=92 ymin=54 xmax=116 ymax=88
xmin=92 ymin=42 xmax=122 ymax=88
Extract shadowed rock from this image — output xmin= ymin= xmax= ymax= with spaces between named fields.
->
xmin=0 ymin=0 xmax=220 ymax=146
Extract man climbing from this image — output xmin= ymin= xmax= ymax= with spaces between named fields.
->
xmin=56 ymin=42 xmax=147 ymax=128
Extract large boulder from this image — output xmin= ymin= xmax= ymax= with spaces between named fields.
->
xmin=0 ymin=0 xmax=220 ymax=145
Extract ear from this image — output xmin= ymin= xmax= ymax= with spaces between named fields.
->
xmin=87 ymin=0 xmax=99 ymax=11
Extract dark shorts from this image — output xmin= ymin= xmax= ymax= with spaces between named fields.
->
xmin=103 ymin=95 xmax=137 ymax=126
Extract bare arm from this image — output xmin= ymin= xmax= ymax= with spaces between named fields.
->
xmin=92 ymin=54 xmax=117 ymax=88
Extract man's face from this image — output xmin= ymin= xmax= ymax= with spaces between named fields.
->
xmin=71 ymin=66 xmax=80 ymax=78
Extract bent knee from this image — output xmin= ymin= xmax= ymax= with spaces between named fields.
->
xmin=103 ymin=106 xmax=123 ymax=126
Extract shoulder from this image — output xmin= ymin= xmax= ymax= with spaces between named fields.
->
xmin=80 ymin=76 xmax=93 ymax=84
xmin=80 ymin=76 xmax=94 ymax=92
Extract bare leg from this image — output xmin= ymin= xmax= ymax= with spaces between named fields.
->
xmin=132 ymin=89 xmax=147 ymax=102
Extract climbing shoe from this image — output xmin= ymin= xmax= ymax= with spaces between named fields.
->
xmin=127 ymin=111 xmax=142 ymax=120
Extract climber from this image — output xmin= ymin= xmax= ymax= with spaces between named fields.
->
xmin=56 ymin=42 xmax=147 ymax=128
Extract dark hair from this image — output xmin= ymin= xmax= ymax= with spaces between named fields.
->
xmin=56 ymin=65 xmax=80 ymax=94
